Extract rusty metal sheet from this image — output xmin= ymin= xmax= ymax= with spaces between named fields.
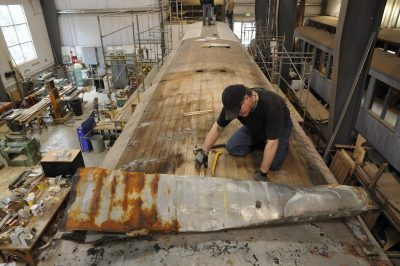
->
xmin=65 ymin=167 xmax=377 ymax=233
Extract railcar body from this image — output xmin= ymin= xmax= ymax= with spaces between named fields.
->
xmin=93 ymin=22 xmax=390 ymax=265
xmin=295 ymin=16 xmax=400 ymax=171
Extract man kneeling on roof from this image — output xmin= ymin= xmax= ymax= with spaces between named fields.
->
xmin=195 ymin=84 xmax=293 ymax=181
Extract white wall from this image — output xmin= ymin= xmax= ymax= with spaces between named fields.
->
xmin=54 ymin=0 xmax=161 ymax=10
xmin=325 ymin=0 xmax=341 ymax=17
xmin=382 ymin=0 xmax=400 ymax=28
xmin=55 ymin=0 xmax=185 ymax=68
xmin=59 ymin=13 xmax=162 ymax=48
xmin=318 ymin=0 xmax=400 ymax=27
xmin=0 ymin=0 xmax=54 ymax=90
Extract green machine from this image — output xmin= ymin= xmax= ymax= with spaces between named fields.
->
xmin=0 ymin=133 xmax=41 ymax=166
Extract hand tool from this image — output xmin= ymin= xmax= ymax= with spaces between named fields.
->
xmin=211 ymin=149 xmax=222 ymax=176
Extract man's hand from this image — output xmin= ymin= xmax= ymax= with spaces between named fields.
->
xmin=253 ymin=169 xmax=268 ymax=181
xmin=195 ymin=149 xmax=209 ymax=169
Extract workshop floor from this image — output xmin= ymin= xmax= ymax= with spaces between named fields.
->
xmin=0 ymin=88 xmax=112 ymax=199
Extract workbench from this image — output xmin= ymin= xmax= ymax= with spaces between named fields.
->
xmin=0 ymin=187 xmax=70 ymax=265
xmin=40 ymin=149 xmax=85 ymax=177
xmin=7 ymin=84 xmax=81 ymax=133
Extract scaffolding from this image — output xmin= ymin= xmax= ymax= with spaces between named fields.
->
xmin=97 ymin=1 xmax=173 ymax=93
xmin=170 ymin=0 xmax=184 ymax=21
xmin=241 ymin=21 xmax=316 ymax=129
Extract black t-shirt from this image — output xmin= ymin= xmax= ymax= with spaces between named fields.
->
xmin=217 ymin=88 xmax=290 ymax=140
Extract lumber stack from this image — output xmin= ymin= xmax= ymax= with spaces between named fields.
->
xmin=355 ymin=162 xmax=400 ymax=233
xmin=15 ymin=98 xmax=49 ymax=124
xmin=14 ymin=84 xmax=77 ymax=124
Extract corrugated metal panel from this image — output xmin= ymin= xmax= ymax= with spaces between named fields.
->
xmin=66 ymin=168 xmax=178 ymax=233
xmin=66 ymin=167 xmax=377 ymax=233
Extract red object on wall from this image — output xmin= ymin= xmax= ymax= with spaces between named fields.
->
xmin=71 ymin=55 xmax=78 ymax=64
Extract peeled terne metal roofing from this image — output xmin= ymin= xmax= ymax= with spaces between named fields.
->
xmin=65 ymin=167 xmax=377 ymax=234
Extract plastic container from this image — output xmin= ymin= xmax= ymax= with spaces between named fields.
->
xmin=77 ymin=127 xmax=91 ymax=152
xmin=90 ymin=135 xmax=105 ymax=153
xmin=77 ymin=112 xmax=96 ymax=152
xmin=70 ymin=99 xmax=83 ymax=116
xmin=73 ymin=63 xmax=83 ymax=86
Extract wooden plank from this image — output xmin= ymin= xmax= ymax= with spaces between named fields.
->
xmin=295 ymin=89 xmax=329 ymax=122
xmin=362 ymin=211 xmax=381 ymax=230
xmin=182 ymin=109 xmax=213 ymax=116
xmin=0 ymin=102 xmax=13 ymax=114
xmin=329 ymin=149 xmax=356 ymax=184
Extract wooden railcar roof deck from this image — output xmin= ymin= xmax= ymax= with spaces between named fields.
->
xmin=103 ymin=22 xmax=335 ymax=187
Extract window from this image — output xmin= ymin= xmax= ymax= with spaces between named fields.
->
xmin=0 ymin=5 xmax=37 ymax=65
xmin=369 ymin=79 xmax=400 ymax=128
xmin=234 ymin=21 xmax=255 ymax=47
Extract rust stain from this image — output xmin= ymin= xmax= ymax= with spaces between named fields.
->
xmin=150 ymin=174 xmax=160 ymax=196
xmin=129 ymin=172 xmax=145 ymax=193
xmin=340 ymin=242 xmax=362 ymax=258
xmin=66 ymin=218 xmax=96 ymax=231
xmin=309 ymin=245 xmax=330 ymax=258
xmin=90 ymin=169 xmax=104 ymax=215
xmin=127 ymin=198 xmax=143 ymax=231
xmin=122 ymin=173 xmax=130 ymax=229
xmin=66 ymin=168 xmax=180 ymax=234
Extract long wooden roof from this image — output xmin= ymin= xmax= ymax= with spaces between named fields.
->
xmin=103 ymin=22 xmax=335 ymax=187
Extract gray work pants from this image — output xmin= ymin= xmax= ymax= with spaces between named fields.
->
xmin=202 ymin=4 xmax=213 ymax=23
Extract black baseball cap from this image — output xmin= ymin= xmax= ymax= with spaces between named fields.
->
xmin=222 ymin=84 xmax=247 ymax=120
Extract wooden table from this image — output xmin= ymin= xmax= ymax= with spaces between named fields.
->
xmin=0 ymin=187 xmax=70 ymax=265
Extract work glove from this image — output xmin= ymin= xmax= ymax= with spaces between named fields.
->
xmin=253 ymin=169 xmax=268 ymax=182
xmin=195 ymin=149 xmax=209 ymax=169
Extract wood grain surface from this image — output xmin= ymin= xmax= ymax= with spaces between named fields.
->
xmin=103 ymin=23 xmax=334 ymax=187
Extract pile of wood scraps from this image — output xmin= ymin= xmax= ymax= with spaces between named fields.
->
xmin=330 ymin=140 xmax=400 ymax=259
xmin=355 ymin=162 xmax=400 ymax=233
xmin=330 ymin=135 xmax=367 ymax=184
xmin=329 ymin=149 xmax=356 ymax=184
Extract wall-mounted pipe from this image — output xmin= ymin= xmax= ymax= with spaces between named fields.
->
xmin=57 ymin=7 xmax=167 ymax=15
